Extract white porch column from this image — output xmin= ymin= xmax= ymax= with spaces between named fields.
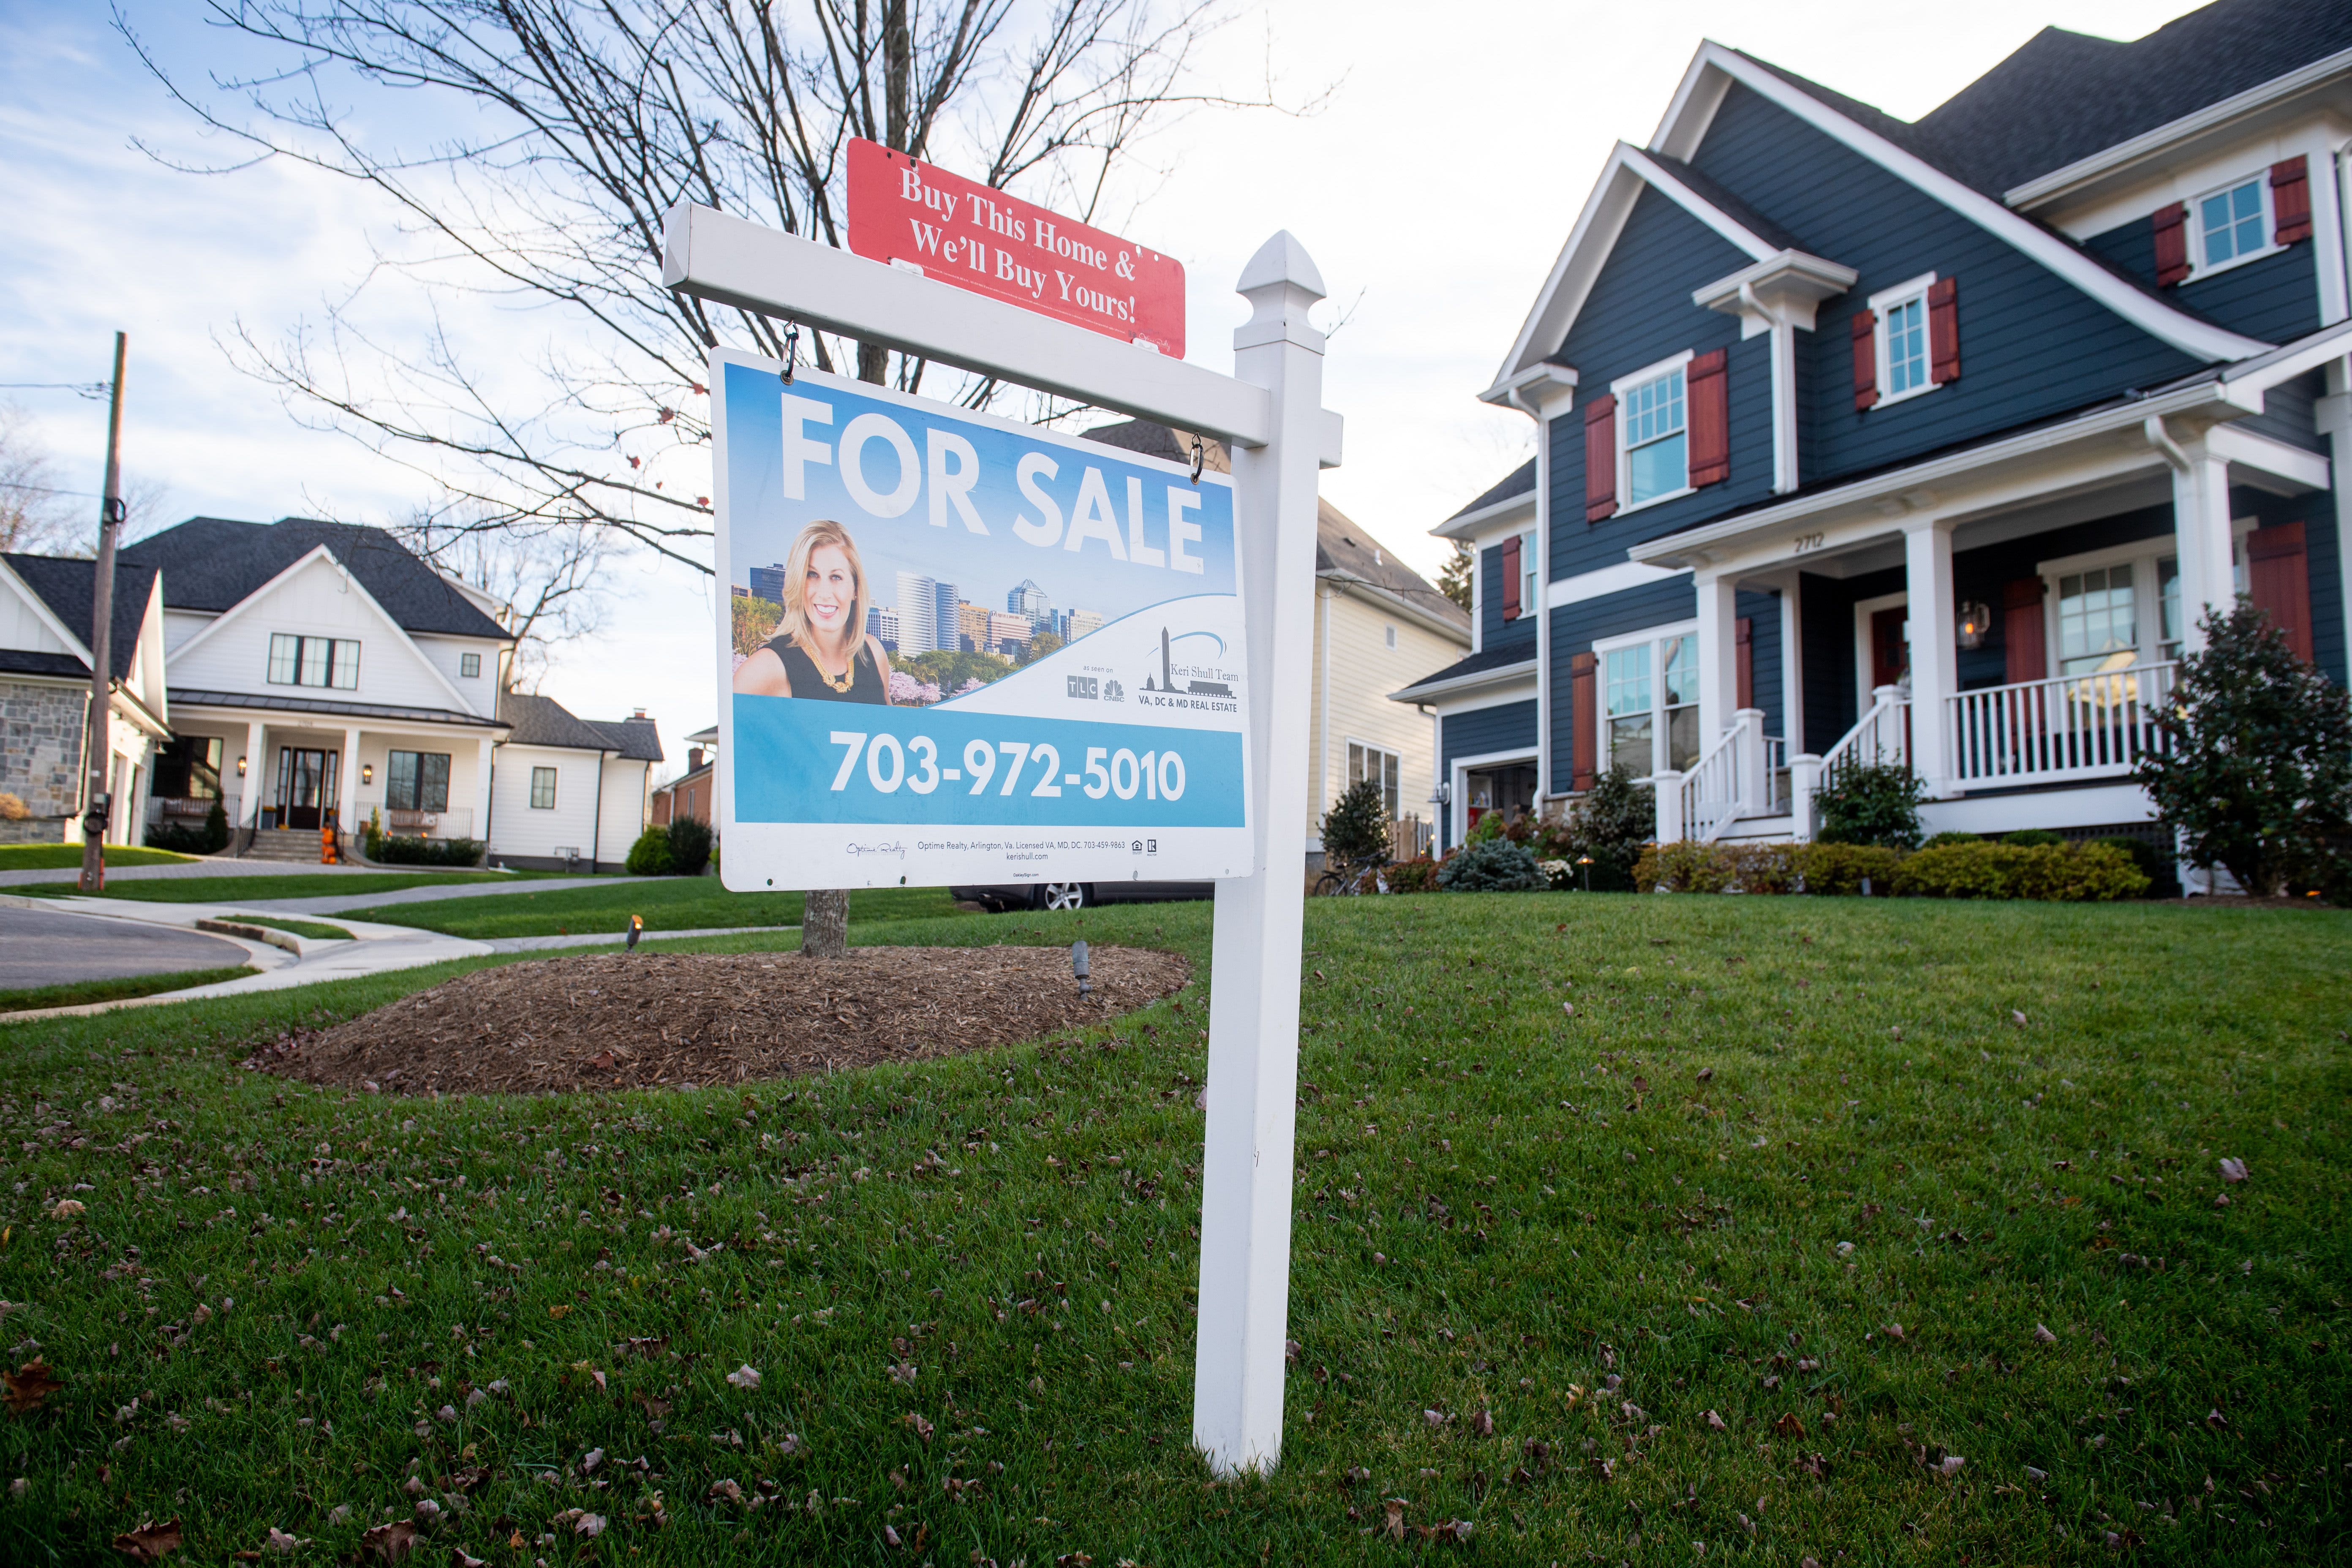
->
xmin=1694 ymin=571 xmax=1739 ymax=740
xmin=2168 ymin=438 xmax=2237 ymax=653
xmin=1193 ymin=233 xmax=1324 ymax=1477
xmin=1654 ymin=768 xmax=1686 ymax=843
xmin=338 ymin=725 xmax=363 ymax=836
xmin=1788 ymin=752 xmax=1821 ymax=842
xmin=476 ymin=737 xmax=496 ymax=849
xmin=238 ymin=720 xmax=266 ymax=831
xmin=1902 ymin=519 xmax=1956 ymax=795
xmin=1776 ymin=574 xmax=1804 ymax=754
xmin=2311 ymin=362 xmax=2352 ymax=667
xmin=1735 ymin=705 xmax=1768 ymax=814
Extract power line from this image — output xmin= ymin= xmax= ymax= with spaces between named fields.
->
xmin=0 ymin=381 xmax=112 ymax=400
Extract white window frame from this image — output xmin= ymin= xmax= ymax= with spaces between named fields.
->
xmin=1345 ymin=738 xmax=1403 ymax=820
xmin=1519 ymin=530 xmax=1539 ymax=624
xmin=1866 ymin=272 xmax=1942 ymax=410
xmin=2186 ymin=173 xmax=2281 ymax=281
xmin=459 ymin=651 xmax=482 ymax=679
xmin=1590 ymin=618 xmax=1701 ymax=778
xmin=529 ymin=765 xmax=558 ymax=810
xmin=1447 ymin=744 xmax=1538 ymax=847
xmin=2036 ymin=523 xmax=2258 ymax=678
xmin=1610 ymin=350 xmax=1695 ymax=515
xmin=1383 ymin=623 xmax=1398 ymax=650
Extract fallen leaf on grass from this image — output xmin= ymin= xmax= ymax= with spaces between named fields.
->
xmin=1382 ymin=1499 xmax=1407 ymax=1542
xmin=50 ymin=1199 xmax=85 ymax=1221
xmin=1772 ymin=1413 xmax=1806 ymax=1439
xmin=3 ymin=1360 xmax=63 ymax=1413
xmin=905 ymin=1413 xmax=934 ymax=1443
xmin=1704 ymin=1410 xmax=1727 ymax=1431
xmin=2034 ymin=1323 xmax=2058 ymax=1345
xmin=111 ymin=1519 xmax=182 ymax=1563
xmin=1937 ymin=1456 xmax=1965 ymax=1478
xmin=1468 ymin=1408 xmax=1494 ymax=1437
xmin=2219 ymin=1158 xmax=2248 ymax=1184
xmin=359 ymin=1521 xmax=416 ymax=1563
xmin=263 ymin=1527 xmax=305 ymax=1553
xmin=2011 ymin=1011 xmax=2027 ymax=1029
xmin=727 ymin=1364 xmax=762 ymax=1391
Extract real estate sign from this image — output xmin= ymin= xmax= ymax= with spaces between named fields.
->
xmin=713 ymin=350 xmax=1250 ymax=891
xmin=846 ymin=138 xmax=1187 ymax=357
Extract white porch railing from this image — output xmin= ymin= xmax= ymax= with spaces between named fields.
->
xmin=1658 ymin=707 xmax=1776 ymax=844
xmin=1821 ymin=683 xmax=1910 ymax=791
xmin=1946 ymin=662 xmax=2176 ymax=788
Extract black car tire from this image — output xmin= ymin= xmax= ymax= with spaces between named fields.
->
xmin=1034 ymin=882 xmax=1091 ymax=912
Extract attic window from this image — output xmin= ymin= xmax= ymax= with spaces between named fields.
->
xmin=267 ymin=633 xmax=360 ymax=690
xmin=460 ymin=652 xmax=482 ymax=678
xmin=2191 ymin=176 xmax=2272 ymax=276
xmin=1384 ymin=624 xmax=1398 ymax=650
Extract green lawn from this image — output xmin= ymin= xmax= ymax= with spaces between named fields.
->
xmin=0 ymin=963 xmax=258 ymax=1014
xmin=345 ymin=878 xmax=972 ymax=939
xmin=13 ymin=871 xmax=545 ymax=904
xmin=0 ymin=895 xmax=2344 ymax=1565
xmin=0 ymin=844 xmax=196 ymax=871
xmin=216 ymin=914 xmax=356 ymax=942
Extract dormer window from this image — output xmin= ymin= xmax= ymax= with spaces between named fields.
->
xmin=267 ymin=633 xmax=360 ymax=690
xmin=1619 ymin=361 xmax=1688 ymax=507
xmin=2193 ymin=176 xmax=2270 ymax=273
xmin=1853 ymin=274 xmax=1958 ymax=410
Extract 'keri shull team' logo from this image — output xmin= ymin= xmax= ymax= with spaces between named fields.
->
xmin=1139 ymin=628 xmax=1235 ymax=698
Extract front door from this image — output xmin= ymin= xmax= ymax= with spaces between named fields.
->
xmin=1870 ymin=607 xmax=1910 ymax=691
xmin=278 ymin=748 xmax=338 ymax=830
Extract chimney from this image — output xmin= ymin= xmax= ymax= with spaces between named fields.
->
xmin=632 ymin=708 xmax=649 ymax=720
xmin=688 ymin=746 xmax=706 ymax=772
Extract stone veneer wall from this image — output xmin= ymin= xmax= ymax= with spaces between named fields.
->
xmin=0 ymin=680 xmax=83 ymax=844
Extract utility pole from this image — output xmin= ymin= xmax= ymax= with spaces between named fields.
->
xmin=79 ymin=332 xmax=127 ymax=893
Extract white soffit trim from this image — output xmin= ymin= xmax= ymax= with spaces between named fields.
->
xmin=1676 ymin=44 xmax=2270 ymax=365
xmin=1545 ymin=560 xmax=1689 ymax=610
xmin=2004 ymin=47 xmax=2352 ymax=210
xmin=1433 ymin=487 xmax=1538 ymax=542
xmin=1388 ymin=658 xmax=1538 ymax=704
xmin=1481 ymin=142 xmax=1786 ymax=404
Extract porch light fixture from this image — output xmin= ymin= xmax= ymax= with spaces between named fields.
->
xmin=361 ymin=763 xmax=374 ymax=785
xmin=1956 ymin=601 xmax=1994 ymax=651
xmin=236 ymin=755 xmax=247 ymax=778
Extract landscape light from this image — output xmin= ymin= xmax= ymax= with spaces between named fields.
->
xmin=1071 ymin=939 xmax=1091 ymax=997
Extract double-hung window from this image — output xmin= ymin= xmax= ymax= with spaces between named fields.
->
xmin=2042 ymin=535 xmax=2256 ymax=675
xmin=2055 ymin=566 xmax=2137 ymax=676
xmin=386 ymin=751 xmax=451 ymax=813
xmin=529 ymin=767 xmax=558 ymax=809
xmin=1866 ymin=274 xmax=1943 ymax=407
xmin=1617 ymin=361 xmax=1688 ymax=508
xmin=1598 ymin=626 xmax=1699 ymax=777
xmin=1347 ymin=741 xmax=1401 ymax=819
xmin=267 ymin=633 xmax=361 ymax=690
xmin=2193 ymin=176 xmax=2269 ymax=273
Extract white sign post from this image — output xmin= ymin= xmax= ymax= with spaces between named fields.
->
xmin=662 ymin=203 xmax=1334 ymax=1475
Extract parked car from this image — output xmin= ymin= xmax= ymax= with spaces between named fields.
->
xmin=951 ymin=879 xmax=1212 ymax=912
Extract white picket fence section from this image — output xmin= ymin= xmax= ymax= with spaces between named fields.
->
xmin=1945 ymin=662 xmax=2177 ymax=788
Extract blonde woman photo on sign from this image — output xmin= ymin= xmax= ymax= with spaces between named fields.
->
xmin=732 ymin=518 xmax=897 ymax=704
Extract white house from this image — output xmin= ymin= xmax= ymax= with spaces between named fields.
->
xmin=490 ymin=693 xmax=664 ymax=871
xmin=0 ymin=553 xmax=172 ymax=844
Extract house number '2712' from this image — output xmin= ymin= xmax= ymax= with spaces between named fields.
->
xmin=1791 ymin=532 xmax=1826 ymax=554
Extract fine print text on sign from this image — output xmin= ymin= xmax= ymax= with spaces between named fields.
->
xmin=846 ymin=138 xmax=1186 ymax=357
xmin=712 ymin=350 xmax=1248 ymax=891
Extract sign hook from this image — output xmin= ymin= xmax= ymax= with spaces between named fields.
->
xmin=1188 ymin=433 xmax=1205 ymax=485
xmin=781 ymin=322 xmax=800 ymax=386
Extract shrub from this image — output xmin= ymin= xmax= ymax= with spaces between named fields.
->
xmin=2002 ymin=828 xmax=2066 ymax=847
xmin=1816 ymin=763 xmax=1924 ymax=849
xmin=1797 ymin=841 xmax=1907 ymax=895
xmin=1384 ymin=857 xmax=1438 ymax=894
xmin=626 ymin=825 xmax=675 ymax=876
xmin=144 ymin=798 xmax=231 ymax=856
xmin=2091 ymin=835 xmax=2165 ymax=891
xmin=1549 ymin=766 xmax=1654 ymax=891
xmin=1634 ymin=840 xmax=1901 ymax=895
xmin=1320 ymin=779 xmax=1393 ymax=871
xmin=1892 ymin=839 xmax=2148 ymax=901
xmin=666 ymin=814 xmax=714 ymax=877
xmin=1435 ymin=838 xmax=1547 ymax=892
xmin=372 ymin=834 xmax=482 ymax=867
xmin=1463 ymin=808 xmax=1505 ymax=847
xmin=1921 ymin=830 xmax=1979 ymax=848
xmin=2137 ymin=602 xmax=2352 ymax=895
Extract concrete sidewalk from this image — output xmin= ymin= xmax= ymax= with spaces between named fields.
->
xmin=0 ymin=858 xmax=427 ymax=889
xmin=244 ymin=874 xmax=652 ymax=917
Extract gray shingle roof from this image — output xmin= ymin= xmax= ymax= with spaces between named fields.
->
xmin=586 ymin=716 xmax=664 ymax=762
xmin=121 ymin=517 xmax=512 ymax=640
xmin=499 ymin=691 xmax=616 ymax=751
xmin=1916 ymin=0 xmax=2352 ymax=196
xmin=1391 ymin=641 xmax=1539 ymax=699
xmin=3 ymin=553 xmax=158 ymax=680
xmin=1445 ymin=458 xmax=1537 ymax=523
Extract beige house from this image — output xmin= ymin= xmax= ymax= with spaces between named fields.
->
xmin=1080 ymin=420 xmax=1471 ymax=860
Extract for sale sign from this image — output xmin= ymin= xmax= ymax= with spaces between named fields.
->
xmin=846 ymin=138 xmax=1186 ymax=357
xmin=712 ymin=349 xmax=1248 ymax=890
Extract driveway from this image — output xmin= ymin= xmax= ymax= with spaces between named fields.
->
xmin=0 ymin=904 xmax=253 ymax=989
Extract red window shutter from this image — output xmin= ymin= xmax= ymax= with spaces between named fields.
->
xmin=1734 ymin=615 xmax=1754 ymax=710
xmin=1500 ymin=534 xmax=1522 ymax=621
xmin=2001 ymin=577 xmax=2046 ymax=684
xmin=1850 ymin=310 xmax=1877 ymax=411
xmin=1688 ymin=348 xmax=1730 ymax=487
xmin=1582 ymin=396 xmax=1617 ymax=522
xmin=1927 ymin=277 xmax=1960 ymax=385
xmin=2247 ymin=520 xmax=2314 ymax=664
xmin=1569 ymin=651 xmax=1598 ymax=791
xmin=2272 ymin=156 xmax=2313 ymax=244
xmin=2151 ymin=201 xmax=2189 ymax=286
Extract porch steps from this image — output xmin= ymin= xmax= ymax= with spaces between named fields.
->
xmin=1712 ymin=814 xmax=1799 ymax=845
xmin=241 ymin=828 xmax=329 ymax=864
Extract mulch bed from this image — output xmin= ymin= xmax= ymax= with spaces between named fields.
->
xmin=244 ymin=945 xmax=1190 ymax=1096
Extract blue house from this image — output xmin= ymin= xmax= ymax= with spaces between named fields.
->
xmin=1396 ymin=0 xmax=2351 ymax=865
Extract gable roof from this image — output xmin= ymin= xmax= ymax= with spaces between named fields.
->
xmin=121 ymin=517 xmax=512 ymax=641
xmin=1916 ymin=0 xmax=2352 ymax=198
xmin=1 ymin=553 xmax=157 ymax=680
xmin=587 ymin=716 xmax=664 ymax=762
xmin=500 ymin=690 xmax=621 ymax=752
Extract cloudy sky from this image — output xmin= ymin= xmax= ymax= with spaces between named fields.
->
xmin=0 ymin=0 xmax=2204 ymax=774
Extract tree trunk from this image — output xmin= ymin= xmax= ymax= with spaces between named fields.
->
xmin=802 ymin=887 xmax=849 ymax=958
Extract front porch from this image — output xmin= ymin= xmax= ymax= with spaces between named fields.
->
xmin=157 ymin=694 xmax=505 ymax=858
xmin=1624 ymin=391 xmax=2336 ymax=848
